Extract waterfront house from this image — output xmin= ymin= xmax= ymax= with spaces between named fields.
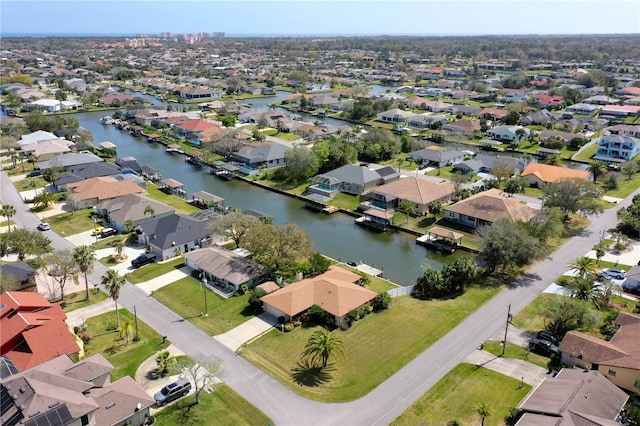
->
xmin=362 ymin=177 xmax=455 ymax=215
xmin=183 ymin=246 xmax=266 ymax=293
xmin=0 ymin=292 xmax=79 ymax=372
xmin=557 ymin=312 xmax=640 ymax=393
xmin=409 ymin=148 xmax=468 ymax=168
xmin=177 ymin=86 xmax=222 ymax=100
xmin=539 ymin=130 xmax=578 ymax=144
xmin=486 ymin=125 xmax=528 ymax=144
xmin=309 ymin=164 xmax=400 ymax=197
xmin=376 ymin=108 xmax=413 ymax=124
xmin=444 ymin=188 xmax=538 ymax=228
xmin=21 ymin=138 xmax=74 ymax=161
xmin=442 ymin=119 xmax=481 ymax=137
xmin=452 ymin=154 xmax=527 ymax=175
xmin=520 ymin=163 xmax=590 ymax=187
xmin=0 ymin=353 xmax=154 ymax=426
xmin=136 ymin=213 xmax=216 ymax=260
xmin=407 ymin=114 xmax=447 ymax=130
xmin=516 ymin=369 xmax=628 ymax=425
xmin=594 ymin=135 xmax=640 ymax=163
xmin=99 ymin=93 xmax=133 ymax=106
xmin=38 ymin=152 xmax=103 ymax=171
xmin=261 ymin=266 xmax=377 ymax=327
xmin=230 ymin=142 xmax=289 ymax=175
xmin=174 ymin=119 xmax=220 ymax=145
xmin=17 ymin=130 xmax=62 ymax=147
xmin=66 ymin=176 xmax=145 ymax=209
xmin=94 ymin=193 xmax=175 ymax=233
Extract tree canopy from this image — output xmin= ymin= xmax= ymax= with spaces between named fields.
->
xmin=541 ymin=178 xmax=603 ymax=216
xmin=478 ymin=218 xmax=544 ymax=272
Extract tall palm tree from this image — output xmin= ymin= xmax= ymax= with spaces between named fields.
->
xmin=114 ymin=241 xmax=125 ymax=260
xmin=33 ymin=191 xmax=57 ymax=209
xmin=73 ymin=245 xmax=96 ymax=300
xmin=567 ymin=275 xmax=602 ymax=305
xmin=474 ymin=401 xmax=494 ymax=426
xmin=588 ymin=160 xmax=608 ymax=183
xmin=102 ymin=270 xmax=126 ymax=326
xmin=1 ymin=204 xmax=16 ymax=231
xmin=302 ymin=328 xmax=345 ymax=368
xmin=568 ymin=256 xmax=598 ymax=279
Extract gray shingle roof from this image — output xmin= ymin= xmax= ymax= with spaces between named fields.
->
xmin=139 ymin=214 xmax=210 ymax=250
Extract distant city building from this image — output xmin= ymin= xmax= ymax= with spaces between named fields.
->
xmin=160 ymin=31 xmax=171 ymax=38
xmin=212 ymin=32 xmax=225 ymax=38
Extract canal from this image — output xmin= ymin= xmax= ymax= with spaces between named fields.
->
xmin=75 ymin=110 xmax=464 ymax=286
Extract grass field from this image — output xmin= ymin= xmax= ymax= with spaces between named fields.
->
xmin=145 ymin=184 xmax=200 ymax=215
xmin=126 ymin=257 xmax=185 ymax=284
xmin=241 ymin=286 xmax=500 ymax=402
xmin=391 ymin=363 xmax=530 ymax=426
xmin=13 ymin=176 xmax=47 ymax=191
xmin=483 ymin=340 xmax=549 ymax=369
xmin=47 ymin=208 xmax=96 ymax=235
xmin=154 ymin=384 xmax=272 ymax=426
xmin=83 ymin=309 xmax=170 ymax=381
xmin=62 ymin=290 xmax=109 ymax=313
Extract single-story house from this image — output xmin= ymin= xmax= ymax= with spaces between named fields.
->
xmin=442 ymin=119 xmax=481 ymax=137
xmin=177 ymin=86 xmax=222 ymax=100
xmin=557 ymin=311 xmax=640 ymax=393
xmin=0 ymin=262 xmax=37 ymax=292
xmin=444 ymin=188 xmax=538 ymax=228
xmin=261 ymin=266 xmax=377 ymax=327
xmin=230 ymin=143 xmax=289 ymax=175
xmin=409 ymin=148 xmax=468 ymax=168
xmin=17 ymin=130 xmax=61 ymax=147
xmin=363 ymin=177 xmax=455 ymax=214
xmin=66 ymin=176 xmax=145 ymax=209
xmin=600 ymin=104 xmax=640 ymax=117
xmin=136 ymin=213 xmax=216 ymax=260
xmin=94 ymin=193 xmax=175 ymax=232
xmin=520 ymin=163 xmax=590 ymax=187
xmin=516 ymin=369 xmax=628 ymax=426
xmin=183 ymin=246 xmax=266 ymax=293
xmin=480 ymin=108 xmax=509 ymax=121
xmin=20 ymin=139 xmax=75 ymax=161
xmin=0 ymin=353 xmax=154 ymax=426
xmin=38 ymin=152 xmax=103 ymax=171
xmin=566 ymin=103 xmax=600 ymax=114
xmin=584 ymin=95 xmax=619 ymax=105
xmin=520 ymin=109 xmax=556 ymax=126
xmin=452 ymin=154 xmax=526 ymax=175
xmin=309 ymin=164 xmax=400 ymax=197
xmin=376 ymin=108 xmax=414 ymax=124
xmin=486 ymin=125 xmax=528 ymax=143
xmin=605 ymin=124 xmax=640 ymax=138
xmin=407 ymin=114 xmax=447 ymax=130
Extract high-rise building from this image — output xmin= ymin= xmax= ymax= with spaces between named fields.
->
xmin=212 ymin=32 xmax=225 ymax=38
xmin=161 ymin=32 xmax=171 ymax=38
xmin=199 ymin=32 xmax=210 ymax=39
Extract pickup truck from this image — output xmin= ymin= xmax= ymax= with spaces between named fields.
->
xmin=131 ymin=253 xmax=157 ymax=268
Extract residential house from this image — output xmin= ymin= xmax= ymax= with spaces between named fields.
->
xmin=557 ymin=312 xmax=640 ymax=393
xmin=0 ymin=262 xmax=37 ymax=292
xmin=230 ymin=143 xmax=289 ymax=175
xmin=442 ymin=119 xmax=481 ymax=137
xmin=409 ymin=148 xmax=468 ymax=168
xmin=362 ymin=177 xmax=455 ymax=215
xmin=311 ymin=94 xmax=340 ymax=108
xmin=420 ymin=100 xmax=454 ymax=113
xmin=516 ymin=369 xmax=628 ymax=426
xmin=502 ymin=91 xmax=529 ymax=103
xmin=617 ymin=86 xmax=640 ymax=98
xmin=584 ymin=95 xmax=619 ymax=105
xmin=17 ymin=130 xmax=61 ymax=147
xmin=38 ymin=152 xmax=103 ymax=171
xmin=25 ymin=99 xmax=63 ymax=112
xmin=309 ymin=164 xmax=400 ymax=197
xmin=539 ymin=130 xmax=578 ymax=144
xmin=417 ymin=88 xmax=451 ymax=97
xmin=521 ymin=109 xmax=556 ymax=126
xmin=600 ymin=104 xmax=640 ymax=117
xmin=376 ymin=108 xmax=414 ymax=124
xmin=21 ymin=139 xmax=75 ymax=161
xmin=606 ymin=124 xmax=640 ymax=138
xmin=595 ymin=135 xmax=640 ymax=163
xmin=448 ymin=105 xmax=482 ymax=117
xmin=0 ymin=353 xmax=154 ymax=426
xmin=0 ymin=292 xmax=79 ymax=372
xmin=177 ymin=86 xmax=221 ymax=100
xmin=174 ymin=119 xmax=220 ymax=145
xmin=66 ymin=176 xmax=145 ymax=209
xmin=99 ymin=93 xmax=133 ymax=106
xmin=566 ymin=103 xmax=600 ymax=114
xmin=135 ymin=213 xmax=216 ymax=260
xmin=520 ymin=163 xmax=590 ymax=187
xmin=534 ymin=94 xmax=565 ymax=108
xmin=480 ymin=108 xmax=509 ymax=122
xmin=486 ymin=125 xmax=528 ymax=143
xmin=183 ymin=246 xmax=266 ymax=293
xmin=444 ymin=188 xmax=538 ymax=228
xmin=94 ymin=193 xmax=175 ymax=233
xmin=261 ymin=266 xmax=377 ymax=327
xmin=52 ymin=162 xmax=123 ymax=191
xmin=452 ymin=154 xmax=526 ymax=175
xmin=407 ymin=114 xmax=447 ymax=130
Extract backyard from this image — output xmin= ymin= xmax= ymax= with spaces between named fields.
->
xmin=241 ymin=286 xmax=501 ymax=402
xmin=145 ymin=183 xmax=201 ymax=215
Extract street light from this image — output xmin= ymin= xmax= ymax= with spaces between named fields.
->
xmin=201 ymin=275 xmax=208 ymax=317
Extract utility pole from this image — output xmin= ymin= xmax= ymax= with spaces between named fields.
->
xmin=502 ymin=304 xmax=512 ymax=356
xmin=133 ymin=305 xmax=139 ymax=342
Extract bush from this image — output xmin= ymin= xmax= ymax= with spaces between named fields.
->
xmin=340 ymin=321 xmax=351 ymax=330
xmin=283 ymin=323 xmax=294 ymax=332
xmin=77 ymin=331 xmax=91 ymax=344
xmin=603 ymin=175 xmax=618 ymax=190
xmin=372 ymin=292 xmax=391 ymax=311
xmin=248 ymin=292 xmax=263 ymax=310
xmin=540 ymin=138 xmax=564 ymax=150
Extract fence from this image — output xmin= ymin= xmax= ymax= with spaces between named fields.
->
xmin=387 ymin=285 xmax=414 ymax=298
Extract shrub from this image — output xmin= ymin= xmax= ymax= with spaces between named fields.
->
xmin=364 ymin=305 xmax=373 ymax=315
xmin=283 ymin=323 xmax=294 ymax=332
xmin=348 ymin=309 xmax=360 ymax=322
xmin=372 ymin=292 xmax=391 ymax=311
xmin=248 ymin=292 xmax=263 ymax=310
xmin=77 ymin=331 xmax=91 ymax=344
xmin=340 ymin=321 xmax=351 ymax=331
xmin=603 ymin=175 xmax=618 ymax=190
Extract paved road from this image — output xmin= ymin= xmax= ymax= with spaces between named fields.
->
xmin=3 ymin=168 xmax=638 ymax=426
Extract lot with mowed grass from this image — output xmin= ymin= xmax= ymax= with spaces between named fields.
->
xmin=391 ymin=363 xmax=531 ymax=426
xmin=126 ymin=257 xmax=185 ymax=284
xmin=241 ymin=286 xmax=500 ymax=402
xmin=83 ymin=309 xmax=170 ymax=381
xmin=153 ymin=384 xmax=272 ymax=426
xmin=47 ymin=208 xmax=96 ymax=235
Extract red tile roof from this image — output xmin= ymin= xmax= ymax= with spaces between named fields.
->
xmin=176 ymin=119 xmax=219 ymax=132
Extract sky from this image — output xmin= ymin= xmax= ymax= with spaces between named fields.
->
xmin=1 ymin=0 xmax=639 ymax=37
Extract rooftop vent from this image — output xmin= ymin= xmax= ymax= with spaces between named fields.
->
xmin=105 ymin=402 xmax=116 ymax=409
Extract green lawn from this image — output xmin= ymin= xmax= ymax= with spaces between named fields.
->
xmin=599 ymin=171 xmax=640 ymax=199
xmin=47 ymin=208 xmax=96 ymax=235
xmin=241 ymin=286 xmax=500 ymax=402
xmin=145 ymin=184 xmax=200 ymax=215
xmin=572 ymin=143 xmax=597 ymax=162
xmin=273 ymin=131 xmax=301 ymax=142
xmin=62 ymin=290 xmax=109 ymax=313
xmin=14 ymin=176 xmax=47 ymax=191
xmin=126 ymin=257 xmax=185 ymax=284
xmin=511 ymin=293 xmax=556 ymax=334
xmin=483 ymin=340 xmax=549 ymax=369
xmin=83 ymin=309 xmax=170 ymax=381
xmin=152 ymin=277 xmax=257 ymax=335
xmin=154 ymin=384 xmax=272 ymax=426
xmin=391 ymin=363 xmax=530 ymax=426
xmin=329 ymin=192 xmax=360 ymax=210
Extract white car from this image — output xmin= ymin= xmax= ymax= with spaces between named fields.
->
xmin=37 ymin=222 xmax=51 ymax=231
xmin=602 ymin=268 xmax=626 ymax=281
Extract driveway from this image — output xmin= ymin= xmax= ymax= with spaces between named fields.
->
xmin=214 ymin=313 xmax=280 ymax=352
xmin=464 ymin=349 xmax=548 ymax=387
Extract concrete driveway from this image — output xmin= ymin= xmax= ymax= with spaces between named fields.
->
xmin=214 ymin=313 xmax=280 ymax=352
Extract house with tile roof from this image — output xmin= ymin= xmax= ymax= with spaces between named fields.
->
xmin=363 ymin=177 xmax=455 ymax=215
xmin=557 ymin=312 xmax=640 ymax=393
xmin=375 ymin=108 xmax=414 ymax=124
xmin=516 ymin=369 xmax=628 ymax=426
xmin=520 ymin=163 xmax=590 ymax=187
xmin=261 ymin=266 xmax=377 ymax=327
xmin=183 ymin=246 xmax=266 ymax=293
xmin=534 ymin=94 xmax=565 ymax=108
xmin=0 ymin=353 xmax=154 ymax=426
xmin=66 ymin=176 xmax=145 ymax=209
xmin=21 ymin=139 xmax=74 ymax=161
xmin=309 ymin=164 xmax=400 ymax=197
xmin=173 ymin=119 xmax=220 ymax=145
xmin=0 ymin=292 xmax=79 ymax=373
xmin=444 ymin=188 xmax=538 ymax=228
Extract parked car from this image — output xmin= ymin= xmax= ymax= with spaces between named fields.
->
xmin=37 ymin=222 xmax=50 ymax=231
xmin=154 ymin=377 xmax=191 ymax=406
xmin=529 ymin=337 xmax=559 ymax=357
xmin=131 ymin=253 xmax=157 ymax=268
xmin=26 ymin=169 xmax=42 ymax=177
xmin=100 ymin=227 xmax=118 ymax=238
xmin=536 ymin=330 xmax=559 ymax=345
xmin=602 ymin=268 xmax=626 ymax=281
xmin=622 ymin=282 xmax=640 ymax=296
xmin=91 ymin=226 xmax=105 ymax=236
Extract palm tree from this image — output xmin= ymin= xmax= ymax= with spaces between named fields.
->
xmin=33 ymin=190 xmax=57 ymax=209
xmin=102 ymin=270 xmax=126 ymax=326
xmin=588 ymin=160 xmax=608 ymax=183
xmin=118 ymin=320 xmax=135 ymax=344
xmin=143 ymin=205 xmax=155 ymax=218
xmin=474 ymin=401 xmax=494 ymax=426
xmin=1 ymin=204 xmax=16 ymax=231
xmin=73 ymin=245 xmax=96 ymax=300
xmin=301 ymin=328 xmax=345 ymax=368
xmin=567 ymin=275 xmax=602 ymax=305
xmin=568 ymin=256 xmax=598 ymax=279
xmin=114 ymin=241 xmax=125 ymax=260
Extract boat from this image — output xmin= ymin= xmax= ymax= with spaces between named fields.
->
xmin=100 ymin=116 xmax=115 ymax=125
xmin=166 ymin=144 xmax=184 ymax=155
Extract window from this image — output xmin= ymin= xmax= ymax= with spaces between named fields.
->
xmin=81 ymin=415 xmax=89 ymax=426
xmin=608 ymin=369 xmax=616 ymax=377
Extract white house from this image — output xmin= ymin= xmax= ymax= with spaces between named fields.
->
xmin=486 ymin=125 xmax=528 ymax=143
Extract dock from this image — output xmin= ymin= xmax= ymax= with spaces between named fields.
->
xmin=346 ymin=261 xmax=383 ymax=277
xmin=416 ymin=226 xmax=464 ymax=254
